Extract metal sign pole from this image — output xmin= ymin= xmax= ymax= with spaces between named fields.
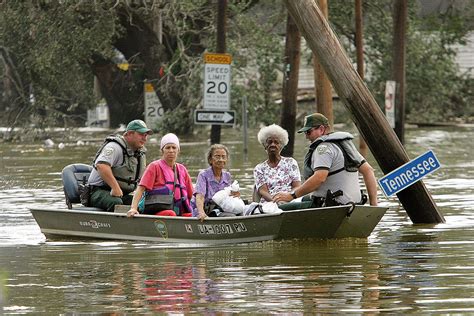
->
xmin=242 ymin=96 xmax=248 ymax=156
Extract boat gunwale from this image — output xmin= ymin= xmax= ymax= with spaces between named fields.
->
xmin=29 ymin=204 xmax=358 ymax=221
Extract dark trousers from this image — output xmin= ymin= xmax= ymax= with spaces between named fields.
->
xmin=90 ymin=187 xmax=133 ymax=212
xmin=278 ymin=195 xmax=325 ymax=211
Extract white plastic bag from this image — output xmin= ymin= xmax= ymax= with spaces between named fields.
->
xmin=243 ymin=202 xmax=282 ymax=216
xmin=212 ymin=181 xmax=245 ymax=215
xmin=261 ymin=202 xmax=282 ymax=214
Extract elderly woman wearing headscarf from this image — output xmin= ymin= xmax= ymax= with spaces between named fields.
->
xmin=253 ymin=124 xmax=301 ymax=203
xmin=127 ymin=133 xmax=193 ymax=217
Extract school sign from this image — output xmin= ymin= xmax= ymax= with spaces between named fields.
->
xmin=203 ymin=53 xmax=232 ymax=111
xmin=378 ymin=150 xmax=441 ymax=197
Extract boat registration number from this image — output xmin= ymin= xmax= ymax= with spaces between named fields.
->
xmin=197 ymin=223 xmax=247 ymax=235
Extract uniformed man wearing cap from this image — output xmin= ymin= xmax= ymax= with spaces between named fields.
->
xmin=87 ymin=119 xmax=153 ymax=211
xmin=273 ymin=113 xmax=378 ymax=207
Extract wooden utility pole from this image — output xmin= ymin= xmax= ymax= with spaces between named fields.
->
xmin=355 ymin=0 xmax=368 ymax=158
xmin=312 ymin=0 xmax=333 ymax=127
xmin=210 ymin=0 xmax=227 ymax=145
xmin=280 ymin=14 xmax=301 ymax=157
xmin=392 ymin=0 xmax=407 ymax=144
xmin=284 ymin=0 xmax=444 ymax=224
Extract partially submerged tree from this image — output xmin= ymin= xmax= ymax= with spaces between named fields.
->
xmin=0 ymin=0 xmax=471 ymax=141
xmin=0 ymin=2 xmax=118 ymax=132
xmin=0 ymin=0 xmax=285 ymax=137
xmin=328 ymin=0 xmax=473 ymax=123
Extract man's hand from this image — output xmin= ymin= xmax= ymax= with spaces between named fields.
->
xmin=110 ymin=187 xmax=123 ymax=198
xmin=273 ymin=192 xmax=292 ymax=203
xmin=96 ymin=163 xmax=123 ymax=197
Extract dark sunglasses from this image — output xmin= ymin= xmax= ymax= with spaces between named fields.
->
xmin=305 ymin=125 xmax=320 ymax=135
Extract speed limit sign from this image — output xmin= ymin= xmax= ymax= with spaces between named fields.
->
xmin=203 ymin=53 xmax=232 ymax=110
xmin=144 ymin=82 xmax=163 ymax=128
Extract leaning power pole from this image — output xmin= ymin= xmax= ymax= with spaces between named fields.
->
xmin=280 ymin=14 xmax=301 ymax=157
xmin=392 ymin=0 xmax=408 ymax=144
xmin=355 ymin=0 xmax=369 ymax=158
xmin=313 ymin=0 xmax=334 ymax=128
xmin=210 ymin=0 xmax=227 ymax=145
xmin=284 ymin=0 xmax=444 ymax=224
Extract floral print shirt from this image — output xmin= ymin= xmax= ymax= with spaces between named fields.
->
xmin=253 ymin=156 xmax=301 ymax=203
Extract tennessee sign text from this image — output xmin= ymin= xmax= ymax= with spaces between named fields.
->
xmin=378 ymin=150 xmax=441 ymax=197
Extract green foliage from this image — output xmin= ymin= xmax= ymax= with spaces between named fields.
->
xmin=0 ymin=0 xmax=472 ymax=138
xmin=0 ymin=1 xmax=119 ymax=129
xmin=158 ymin=106 xmax=195 ymax=136
xmin=157 ymin=0 xmax=285 ymax=132
xmin=329 ymin=0 xmax=473 ymax=123
xmin=226 ymin=1 xmax=285 ymax=127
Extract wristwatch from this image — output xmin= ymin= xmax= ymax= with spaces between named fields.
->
xmin=290 ymin=191 xmax=297 ymax=199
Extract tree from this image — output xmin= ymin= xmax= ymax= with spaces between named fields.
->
xmin=328 ymin=0 xmax=473 ymax=123
xmin=1 ymin=0 xmax=471 ymax=141
xmin=0 ymin=2 xmax=118 ymax=133
xmin=0 ymin=0 xmax=285 ymax=138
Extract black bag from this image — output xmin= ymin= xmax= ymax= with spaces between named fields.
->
xmin=143 ymin=165 xmax=177 ymax=213
xmin=204 ymin=200 xmax=223 ymax=217
xmin=144 ymin=189 xmax=174 ymax=212
xmin=79 ymin=184 xmax=91 ymax=207
xmin=323 ymin=189 xmax=343 ymax=207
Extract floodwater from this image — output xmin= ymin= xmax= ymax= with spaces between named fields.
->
xmin=0 ymin=125 xmax=473 ymax=314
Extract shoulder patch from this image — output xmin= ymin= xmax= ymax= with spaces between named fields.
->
xmin=103 ymin=147 xmax=115 ymax=157
xmin=316 ymin=144 xmax=329 ymax=155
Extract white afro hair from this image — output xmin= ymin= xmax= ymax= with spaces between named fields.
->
xmin=257 ymin=124 xmax=289 ymax=147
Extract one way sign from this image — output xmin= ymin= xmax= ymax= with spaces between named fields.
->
xmin=194 ymin=110 xmax=235 ymax=126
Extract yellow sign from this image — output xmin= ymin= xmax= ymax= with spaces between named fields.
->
xmin=204 ymin=53 xmax=232 ymax=65
xmin=144 ymin=82 xmax=155 ymax=93
xmin=117 ymin=63 xmax=129 ymax=71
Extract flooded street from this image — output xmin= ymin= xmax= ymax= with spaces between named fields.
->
xmin=1 ymin=125 xmax=473 ymax=314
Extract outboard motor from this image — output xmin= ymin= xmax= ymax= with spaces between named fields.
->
xmin=61 ymin=164 xmax=92 ymax=209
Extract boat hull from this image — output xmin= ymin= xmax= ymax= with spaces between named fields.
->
xmin=30 ymin=205 xmax=357 ymax=245
xmin=334 ymin=205 xmax=388 ymax=238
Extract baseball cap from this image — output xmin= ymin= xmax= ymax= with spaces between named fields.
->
xmin=126 ymin=120 xmax=152 ymax=134
xmin=297 ymin=113 xmax=329 ymax=133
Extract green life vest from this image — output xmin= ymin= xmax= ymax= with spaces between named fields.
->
xmin=93 ymin=135 xmax=147 ymax=194
xmin=303 ymin=132 xmax=365 ymax=181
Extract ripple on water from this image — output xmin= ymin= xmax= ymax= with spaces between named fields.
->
xmin=1 ymin=127 xmax=473 ymax=313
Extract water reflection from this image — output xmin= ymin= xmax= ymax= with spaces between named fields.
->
xmin=141 ymin=265 xmax=200 ymax=312
xmin=1 ymin=126 xmax=473 ymax=313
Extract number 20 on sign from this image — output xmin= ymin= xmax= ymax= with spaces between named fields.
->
xmin=203 ymin=53 xmax=232 ymax=110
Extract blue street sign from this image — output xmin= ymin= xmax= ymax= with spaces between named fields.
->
xmin=378 ymin=150 xmax=441 ymax=197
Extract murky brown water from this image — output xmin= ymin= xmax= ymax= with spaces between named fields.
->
xmin=1 ymin=125 xmax=473 ymax=314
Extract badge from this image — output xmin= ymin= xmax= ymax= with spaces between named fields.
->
xmin=103 ymin=147 xmax=114 ymax=157
xmin=154 ymin=220 xmax=168 ymax=239
xmin=317 ymin=144 xmax=328 ymax=155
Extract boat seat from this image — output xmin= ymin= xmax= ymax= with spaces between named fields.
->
xmin=62 ymin=163 xmax=92 ymax=209
xmin=252 ymin=185 xmax=262 ymax=202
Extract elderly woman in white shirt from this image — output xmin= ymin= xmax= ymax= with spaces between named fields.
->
xmin=253 ymin=124 xmax=301 ymax=203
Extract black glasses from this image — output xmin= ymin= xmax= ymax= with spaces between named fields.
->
xmin=212 ymin=155 xmax=227 ymax=160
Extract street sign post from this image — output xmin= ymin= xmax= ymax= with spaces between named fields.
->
xmin=378 ymin=150 xmax=441 ymax=197
xmin=385 ymin=80 xmax=396 ymax=128
xmin=203 ymin=53 xmax=232 ymax=110
xmin=194 ymin=110 xmax=235 ymax=126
